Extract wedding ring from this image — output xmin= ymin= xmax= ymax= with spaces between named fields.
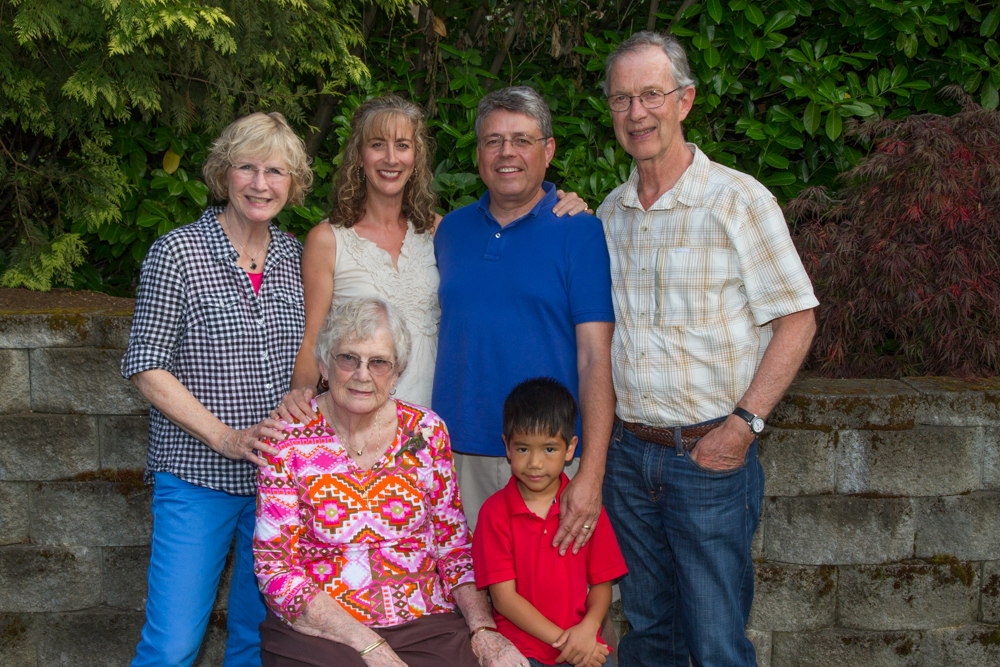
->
xmin=582 ymin=524 xmax=592 ymax=529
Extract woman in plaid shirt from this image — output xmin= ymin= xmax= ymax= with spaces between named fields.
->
xmin=121 ymin=112 xmax=312 ymax=667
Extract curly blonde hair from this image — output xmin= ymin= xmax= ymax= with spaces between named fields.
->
xmin=328 ymin=95 xmax=437 ymax=234
xmin=202 ymin=112 xmax=313 ymax=207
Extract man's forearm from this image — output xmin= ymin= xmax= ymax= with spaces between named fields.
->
xmin=577 ymin=366 xmax=614 ymax=477
xmin=738 ymin=308 xmax=817 ymax=418
xmin=576 ymin=322 xmax=615 ymax=477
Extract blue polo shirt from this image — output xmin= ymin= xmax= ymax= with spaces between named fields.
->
xmin=432 ymin=182 xmax=614 ymax=457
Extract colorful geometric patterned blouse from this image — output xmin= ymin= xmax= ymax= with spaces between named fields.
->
xmin=253 ymin=399 xmax=474 ymax=628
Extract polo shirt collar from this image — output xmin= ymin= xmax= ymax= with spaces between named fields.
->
xmin=199 ymin=205 xmax=299 ymax=268
xmin=502 ymin=472 xmax=570 ymax=518
xmin=476 ymin=181 xmax=557 ymax=229
xmin=618 ymin=142 xmax=709 ymax=211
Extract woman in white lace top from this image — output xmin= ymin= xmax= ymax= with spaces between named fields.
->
xmin=278 ymin=94 xmax=587 ymax=420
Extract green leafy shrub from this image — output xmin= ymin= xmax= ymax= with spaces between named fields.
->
xmin=0 ymin=0 xmax=405 ymax=292
xmin=790 ymin=88 xmax=1000 ymax=377
xmin=360 ymin=0 xmax=1000 ymax=210
xmin=4 ymin=0 xmax=1000 ymax=296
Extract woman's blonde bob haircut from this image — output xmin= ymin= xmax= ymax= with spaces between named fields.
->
xmin=328 ymin=95 xmax=437 ymax=234
xmin=315 ymin=297 xmax=412 ymax=380
xmin=202 ymin=112 xmax=314 ymax=207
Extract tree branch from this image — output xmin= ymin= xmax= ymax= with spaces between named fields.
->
xmin=647 ymin=0 xmax=659 ymax=31
xmin=486 ymin=2 xmax=525 ymax=92
xmin=304 ymin=2 xmax=379 ymax=158
xmin=0 ymin=134 xmax=45 ymax=220
xmin=669 ymin=0 xmax=698 ymax=30
xmin=466 ymin=5 xmax=488 ymax=46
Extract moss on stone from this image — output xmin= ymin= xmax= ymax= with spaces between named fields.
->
xmin=926 ymin=554 xmax=977 ymax=587
xmin=69 ymin=468 xmax=146 ymax=496
xmin=972 ymin=629 xmax=1000 ymax=647
xmin=0 ymin=615 xmax=29 ymax=649
xmin=817 ymin=565 xmax=836 ymax=597
xmin=984 ymin=573 xmax=1000 ymax=598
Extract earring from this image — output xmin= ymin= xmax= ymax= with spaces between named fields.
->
xmin=318 ymin=376 xmax=329 ymax=392
xmin=357 ymin=166 xmax=366 ymax=182
xmin=390 ymin=387 xmax=397 ymax=396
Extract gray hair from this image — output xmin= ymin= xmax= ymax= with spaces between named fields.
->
xmin=314 ymin=297 xmax=411 ymax=378
xmin=475 ymin=86 xmax=553 ymax=141
xmin=600 ymin=31 xmax=696 ymax=96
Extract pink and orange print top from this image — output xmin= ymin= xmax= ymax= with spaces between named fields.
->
xmin=253 ymin=399 xmax=474 ymax=628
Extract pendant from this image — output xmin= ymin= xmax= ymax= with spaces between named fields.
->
xmin=250 ymin=260 xmax=257 ymax=270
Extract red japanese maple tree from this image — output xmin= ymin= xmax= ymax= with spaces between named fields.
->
xmin=788 ymin=87 xmax=1000 ymax=378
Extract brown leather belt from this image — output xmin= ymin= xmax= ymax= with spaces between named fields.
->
xmin=618 ymin=418 xmax=723 ymax=451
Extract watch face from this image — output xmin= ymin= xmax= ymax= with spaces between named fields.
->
xmin=750 ymin=416 xmax=765 ymax=433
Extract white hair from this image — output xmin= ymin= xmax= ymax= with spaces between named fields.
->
xmin=314 ymin=297 xmax=411 ymax=377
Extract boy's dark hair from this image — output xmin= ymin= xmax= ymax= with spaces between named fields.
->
xmin=503 ymin=377 xmax=577 ymax=446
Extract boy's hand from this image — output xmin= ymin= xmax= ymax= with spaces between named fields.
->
xmin=585 ymin=642 xmax=610 ymax=667
xmin=552 ymin=621 xmax=600 ymax=666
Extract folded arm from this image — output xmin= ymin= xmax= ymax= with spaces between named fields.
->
xmin=553 ymin=581 xmax=612 ymax=666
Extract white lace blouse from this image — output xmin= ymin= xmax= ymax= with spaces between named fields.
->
xmin=329 ymin=222 xmax=440 ymax=408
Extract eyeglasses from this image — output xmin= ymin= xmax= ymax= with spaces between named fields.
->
xmin=477 ymin=135 xmax=550 ymax=152
xmin=606 ymin=87 xmax=685 ymax=112
xmin=229 ymin=163 xmax=292 ymax=183
xmin=333 ymin=353 xmax=395 ymax=376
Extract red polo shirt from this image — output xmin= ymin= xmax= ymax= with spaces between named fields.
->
xmin=472 ymin=474 xmax=628 ymax=663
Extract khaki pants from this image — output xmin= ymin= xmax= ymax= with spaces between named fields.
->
xmin=452 ymin=452 xmax=581 ymax=533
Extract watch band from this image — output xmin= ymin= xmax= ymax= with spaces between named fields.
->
xmin=732 ymin=407 xmax=765 ymax=433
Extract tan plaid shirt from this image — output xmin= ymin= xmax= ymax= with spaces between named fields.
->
xmin=597 ymin=144 xmax=818 ymax=427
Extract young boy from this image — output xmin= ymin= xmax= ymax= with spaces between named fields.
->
xmin=472 ymin=378 xmax=627 ymax=667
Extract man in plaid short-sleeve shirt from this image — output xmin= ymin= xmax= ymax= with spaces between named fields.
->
xmin=595 ymin=32 xmax=818 ymax=667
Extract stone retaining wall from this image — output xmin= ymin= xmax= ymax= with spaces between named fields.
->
xmin=1 ymin=311 xmax=998 ymax=666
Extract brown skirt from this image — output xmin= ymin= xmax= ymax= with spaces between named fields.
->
xmin=260 ymin=611 xmax=480 ymax=667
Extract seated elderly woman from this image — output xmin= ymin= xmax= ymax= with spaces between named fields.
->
xmin=254 ymin=296 xmax=528 ymax=667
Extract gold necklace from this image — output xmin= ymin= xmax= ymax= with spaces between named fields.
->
xmin=340 ymin=401 xmax=385 ymax=457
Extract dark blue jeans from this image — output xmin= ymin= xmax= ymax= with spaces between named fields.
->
xmin=604 ymin=419 xmax=763 ymax=667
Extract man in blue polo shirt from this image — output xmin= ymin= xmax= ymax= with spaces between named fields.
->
xmin=433 ymin=86 xmax=615 ymax=556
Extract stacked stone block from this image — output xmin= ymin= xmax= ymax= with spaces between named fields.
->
xmin=0 ymin=312 xmax=227 ymax=665
xmin=1 ymin=311 xmax=998 ymax=665
xmin=752 ymin=377 xmax=1000 ymax=667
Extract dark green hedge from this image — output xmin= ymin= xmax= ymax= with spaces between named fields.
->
xmin=2 ymin=1 xmax=998 ymax=295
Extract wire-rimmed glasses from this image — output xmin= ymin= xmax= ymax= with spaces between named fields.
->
xmin=606 ymin=86 xmax=685 ymax=112
xmin=333 ymin=353 xmax=395 ymax=376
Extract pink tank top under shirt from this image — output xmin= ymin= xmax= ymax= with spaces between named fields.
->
xmin=246 ymin=271 xmax=263 ymax=294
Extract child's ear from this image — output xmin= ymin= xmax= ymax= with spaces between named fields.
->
xmin=564 ymin=435 xmax=578 ymax=462
xmin=502 ymin=434 xmax=511 ymax=457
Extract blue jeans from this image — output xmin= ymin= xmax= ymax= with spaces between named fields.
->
xmin=603 ymin=419 xmax=763 ymax=667
xmin=132 ymin=472 xmax=266 ymax=667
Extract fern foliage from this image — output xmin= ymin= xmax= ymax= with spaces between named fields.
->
xmin=0 ymin=0 xmax=406 ymax=290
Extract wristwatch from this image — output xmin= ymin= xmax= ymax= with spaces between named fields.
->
xmin=732 ymin=407 xmax=765 ymax=434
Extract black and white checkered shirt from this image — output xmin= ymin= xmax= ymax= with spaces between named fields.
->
xmin=121 ymin=206 xmax=305 ymax=495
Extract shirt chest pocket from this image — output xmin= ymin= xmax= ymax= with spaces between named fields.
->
xmin=654 ymin=247 xmax=737 ymax=327
xmin=195 ymin=294 xmax=248 ymax=340
xmin=265 ymin=287 xmax=306 ymax=333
